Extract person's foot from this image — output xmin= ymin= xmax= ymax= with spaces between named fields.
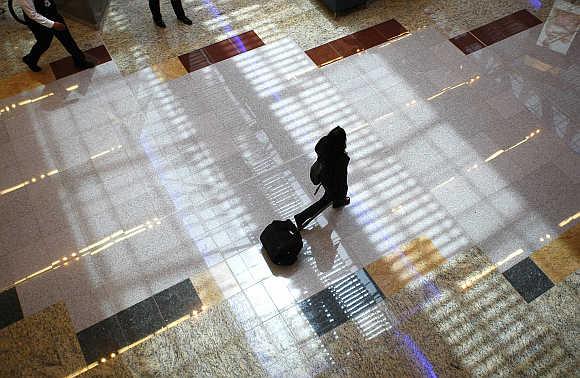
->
xmin=22 ymin=55 xmax=41 ymax=72
xmin=332 ymin=197 xmax=350 ymax=208
xmin=154 ymin=18 xmax=166 ymax=28
xmin=178 ymin=16 xmax=192 ymax=25
xmin=74 ymin=55 xmax=97 ymax=69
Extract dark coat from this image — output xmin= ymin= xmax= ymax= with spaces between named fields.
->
xmin=315 ymin=126 xmax=349 ymax=201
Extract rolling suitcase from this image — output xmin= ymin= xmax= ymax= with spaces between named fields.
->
xmin=260 ymin=219 xmax=303 ymax=266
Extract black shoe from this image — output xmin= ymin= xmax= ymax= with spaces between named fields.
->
xmin=74 ymin=55 xmax=97 ymax=69
xmin=22 ymin=55 xmax=41 ymax=72
xmin=154 ymin=18 xmax=166 ymax=28
xmin=332 ymin=197 xmax=350 ymax=208
xmin=178 ymin=16 xmax=192 ymax=25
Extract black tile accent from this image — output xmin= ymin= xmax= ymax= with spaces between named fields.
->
xmin=77 ymin=315 xmax=127 ymax=364
xmin=116 ymin=297 xmax=164 ymax=345
xmin=153 ymin=279 xmax=202 ymax=324
xmin=0 ymin=288 xmax=23 ymax=330
xmin=299 ymin=269 xmax=384 ymax=336
xmin=503 ymin=258 xmax=554 ymax=303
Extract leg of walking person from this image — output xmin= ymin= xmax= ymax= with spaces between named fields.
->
xmin=52 ymin=20 xmax=93 ymax=68
xmin=294 ymin=192 xmax=333 ymax=230
xmin=171 ymin=0 xmax=192 ymax=24
xmin=149 ymin=0 xmax=166 ymax=27
xmin=23 ymin=23 xmax=53 ymax=71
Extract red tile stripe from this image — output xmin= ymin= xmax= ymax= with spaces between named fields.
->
xmin=449 ymin=9 xmax=542 ymax=55
xmin=305 ymin=19 xmax=409 ymax=67
xmin=50 ymin=45 xmax=112 ymax=80
xmin=178 ymin=30 xmax=265 ymax=73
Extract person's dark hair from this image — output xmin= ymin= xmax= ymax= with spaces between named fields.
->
xmin=327 ymin=126 xmax=346 ymax=154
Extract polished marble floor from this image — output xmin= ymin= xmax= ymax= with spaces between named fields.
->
xmin=0 ymin=0 xmax=579 ymax=376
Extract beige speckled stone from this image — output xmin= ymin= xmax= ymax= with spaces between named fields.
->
xmin=78 ymin=300 xmax=267 ymax=377
xmin=366 ymin=237 xmax=447 ymax=296
xmin=190 ymin=269 xmax=225 ymax=309
xmin=529 ymin=271 xmax=579 ymax=360
xmin=307 ymin=246 xmax=576 ymax=377
xmin=531 ymin=223 xmax=580 ymax=283
xmin=0 ymin=67 xmax=56 ymax=101
xmin=391 ymin=247 xmax=576 ymax=377
xmin=0 ymin=302 xmax=86 ymax=377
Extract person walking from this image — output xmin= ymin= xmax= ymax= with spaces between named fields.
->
xmin=17 ymin=0 xmax=96 ymax=72
xmin=148 ymin=0 xmax=192 ymax=28
xmin=294 ymin=126 xmax=350 ymax=230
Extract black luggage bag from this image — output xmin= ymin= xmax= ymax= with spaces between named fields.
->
xmin=260 ymin=220 xmax=303 ymax=266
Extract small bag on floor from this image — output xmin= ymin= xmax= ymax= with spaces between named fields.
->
xmin=260 ymin=220 xmax=303 ymax=266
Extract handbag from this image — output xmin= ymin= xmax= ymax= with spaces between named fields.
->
xmin=309 ymin=159 xmax=324 ymax=195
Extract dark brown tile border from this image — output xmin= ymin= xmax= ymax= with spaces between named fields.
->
xmin=374 ymin=19 xmax=408 ymax=41
xmin=305 ymin=44 xmax=342 ymax=67
xmin=352 ymin=27 xmax=387 ymax=50
xmin=178 ymin=30 xmax=265 ymax=73
xmin=330 ymin=35 xmax=362 ymax=57
xmin=232 ymin=30 xmax=265 ymax=52
xmin=178 ymin=49 xmax=211 ymax=73
xmin=466 ymin=9 xmax=541 ymax=50
xmin=203 ymin=39 xmax=240 ymax=64
xmin=305 ymin=19 xmax=409 ymax=67
xmin=449 ymin=32 xmax=486 ymax=54
xmin=50 ymin=45 xmax=112 ymax=80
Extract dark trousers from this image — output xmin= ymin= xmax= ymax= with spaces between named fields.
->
xmin=149 ymin=0 xmax=186 ymax=20
xmin=296 ymin=192 xmax=333 ymax=227
xmin=25 ymin=16 xmax=85 ymax=65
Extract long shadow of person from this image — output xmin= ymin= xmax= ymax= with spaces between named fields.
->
xmin=301 ymin=222 xmax=340 ymax=272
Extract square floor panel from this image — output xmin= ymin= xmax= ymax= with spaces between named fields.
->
xmin=298 ymin=269 xmax=383 ymax=336
xmin=76 ymin=315 xmax=127 ymax=364
xmin=503 ymin=257 xmax=554 ymax=303
xmin=0 ymin=288 xmax=23 ymax=330
xmin=153 ymin=279 xmax=202 ymax=324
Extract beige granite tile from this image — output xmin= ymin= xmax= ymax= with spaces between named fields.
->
xmin=77 ymin=300 xmax=267 ymax=377
xmin=417 ymin=248 xmax=575 ymax=376
xmin=151 ymin=57 xmax=188 ymax=82
xmin=0 ymin=302 xmax=86 ymax=377
xmin=190 ymin=269 xmax=224 ymax=309
xmin=0 ymin=68 xmax=56 ymax=101
xmin=365 ymin=237 xmax=447 ymax=296
xmin=529 ymin=271 xmax=579 ymax=362
xmin=531 ymin=223 xmax=580 ymax=283
xmin=316 ymin=311 xmax=467 ymax=377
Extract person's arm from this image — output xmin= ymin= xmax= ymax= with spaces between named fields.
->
xmin=331 ymin=155 xmax=349 ymax=200
xmin=17 ymin=0 xmax=55 ymax=28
